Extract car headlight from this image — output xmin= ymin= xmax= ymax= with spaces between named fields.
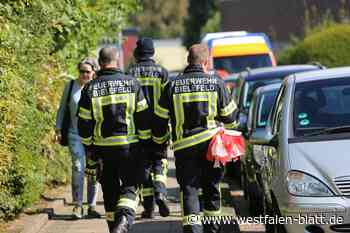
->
xmin=287 ymin=171 xmax=333 ymax=197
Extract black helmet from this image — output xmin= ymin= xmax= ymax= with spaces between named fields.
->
xmin=134 ymin=37 xmax=155 ymax=59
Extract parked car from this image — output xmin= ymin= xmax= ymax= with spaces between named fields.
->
xmin=244 ymin=83 xmax=281 ymax=216
xmin=202 ymin=31 xmax=276 ymax=78
xmin=227 ymin=65 xmax=324 ymax=191
xmin=249 ymin=67 xmax=350 ymax=233
xmin=224 ymin=73 xmax=240 ymax=97
xmin=234 ymin=64 xmax=325 ymax=135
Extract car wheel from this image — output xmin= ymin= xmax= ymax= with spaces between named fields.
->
xmin=264 ymin=197 xmax=286 ymax=233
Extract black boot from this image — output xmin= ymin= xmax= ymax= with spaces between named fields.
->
xmin=155 ymin=193 xmax=170 ymax=217
xmin=107 ymin=221 xmax=116 ymax=233
xmin=141 ymin=209 xmax=154 ymax=219
xmin=112 ymin=215 xmax=129 ymax=233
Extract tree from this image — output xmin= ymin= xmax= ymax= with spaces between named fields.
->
xmin=0 ymin=0 xmax=139 ymax=220
xmin=132 ymin=0 xmax=188 ymax=38
xmin=182 ymin=0 xmax=219 ymax=48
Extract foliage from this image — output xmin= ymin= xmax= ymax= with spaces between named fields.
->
xmin=201 ymin=11 xmax=221 ymax=35
xmin=278 ymin=24 xmax=350 ymax=67
xmin=0 ymin=0 xmax=138 ymax=220
xmin=182 ymin=0 xmax=219 ymax=48
xmin=131 ymin=0 xmax=188 ymax=39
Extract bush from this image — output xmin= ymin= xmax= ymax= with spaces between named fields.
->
xmin=0 ymin=0 xmax=138 ymax=220
xmin=278 ymin=24 xmax=350 ymax=67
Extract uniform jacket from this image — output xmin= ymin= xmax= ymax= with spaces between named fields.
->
xmin=128 ymin=58 xmax=169 ymax=115
xmin=77 ymin=68 xmax=151 ymax=150
xmin=152 ymin=64 xmax=237 ymax=152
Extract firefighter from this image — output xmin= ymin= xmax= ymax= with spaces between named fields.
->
xmin=78 ymin=46 xmax=150 ymax=233
xmin=152 ymin=44 xmax=237 ymax=233
xmin=127 ymin=37 xmax=170 ymax=218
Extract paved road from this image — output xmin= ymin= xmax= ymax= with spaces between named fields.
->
xmin=36 ymin=154 xmax=264 ymax=233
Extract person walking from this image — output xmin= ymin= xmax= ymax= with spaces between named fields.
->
xmin=78 ymin=46 xmax=150 ymax=233
xmin=55 ymin=57 xmax=101 ymax=219
xmin=127 ymin=37 xmax=170 ymax=219
xmin=152 ymin=44 xmax=237 ymax=233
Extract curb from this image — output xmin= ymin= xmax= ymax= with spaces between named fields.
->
xmin=20 ymin=198 xmax=66 ymax=233
xmin=7 ymin=189 xmax=69 ymax=233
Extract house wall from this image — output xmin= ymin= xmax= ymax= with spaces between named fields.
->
xmin=220 ymin=0 xmax=349 ymax=43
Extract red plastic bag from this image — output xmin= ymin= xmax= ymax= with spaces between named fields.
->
xmin=206 ymin=128 xmax=245 ymax=167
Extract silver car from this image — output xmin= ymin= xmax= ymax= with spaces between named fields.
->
xmin=249 ymin=67 xmax=350 ymax=233
xmin=245 ymin=83 xmax=281 ymax=216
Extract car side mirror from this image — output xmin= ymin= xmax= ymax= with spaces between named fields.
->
xmin=237 ymin=112 xmax=248 ymax=133
xmin=249 ymin=126 xmax=277 ymax=147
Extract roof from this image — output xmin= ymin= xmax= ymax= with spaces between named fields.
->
xmin=256 ymin=83 xmax=281 ymax=94
xmin=240 ymin=65 xmax=322 ymax=81
xmin=201 ymin=31 xmax=247 ymax=42
xmin=207 ymin=33 xmax=273 ymax=57
xmin=293 ymin=66 xmax=350 ymax=83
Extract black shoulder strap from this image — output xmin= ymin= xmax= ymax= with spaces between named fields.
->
xmin=66 ymin=80 xmax=74 ymax=106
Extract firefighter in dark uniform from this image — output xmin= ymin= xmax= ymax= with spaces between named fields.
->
xmin=152 ymin=44 xmax=237 ymax=233
xmin=78 ymin=46 xmax=150 ymax=233
xmin=127 ymin=37 xmax=170 ymax=218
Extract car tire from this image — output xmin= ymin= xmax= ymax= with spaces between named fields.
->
xmin=264 ymin=197 xmax=286 ymax=233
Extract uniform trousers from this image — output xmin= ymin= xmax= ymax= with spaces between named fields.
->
xmin=142 ymin=156 xmax=168 ymax=211
xmin=175 ymin=140 xmax=224 ymax=233
xmin=97 ymin=145 xmax=143 ymax=232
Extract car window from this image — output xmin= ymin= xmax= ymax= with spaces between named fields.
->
xmin=213 ymin=54 xmax=272 ymax=74
xmin=256 ymin=90 xmax=279 ymax=128
xmin=243 ymin=78 xmax=282 ymax=110
xmin=272 ymin=85 xmax=286 ymax=135
xmin=294 ymin=77 xmax=350 ymax=136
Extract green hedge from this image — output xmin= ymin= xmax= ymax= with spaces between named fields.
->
xmin=278 ymin=24 xmax=350 ymax=67
xmin=0 ymin=0 xmax=138 ymax=220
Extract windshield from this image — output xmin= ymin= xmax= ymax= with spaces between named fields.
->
xmin=294 ymin=78 xmax=350 ymax=137
xmin=256 ymin=90 xmax=278 ymax=128
xmin=243 ymin=78 xmax=282 ymax=110
xmin=213 ymin=54 xmax=272 ymax=74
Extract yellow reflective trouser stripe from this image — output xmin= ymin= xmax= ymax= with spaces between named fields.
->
xmin=161 ymin=159 xmax=168 ymax=176
xmin=154 ymin=174 xmax=167 ymax=185
xmin=224 ymin=121 xmax=239 ymax=129
xmin=142 ymin=188 xmax=154 ymax=197
xmin=172 ymin=128 xmax=219 ymax=151
xmin=183 ymin=215 xmax=202 ymax=226
xmin=117 ymin=198 xmax=138 ymax=212
xmin=81 ymin=136 xmax=93 ymax=146
xmin=94 ymin=135 xmax=138 ymax=146
xmin=152 ymin=132 xmax=169 ymax=144
xmin=203 ymin=209 xmax=221 ymax=216
xmin=105 ymin=211 xmax=114 ymax=221
xmin=155 ymin=105 xmax=169 ymax=119
xmin=78 ymin=107 xmax=92 ymax=120
xmin=220 ymin=99 xmax=237 ymax=117
xmin=137 ymin=98 xmax=148 ymax=112
xmin=138 ymin=129 xmax=151 ymax=140
xmin=203 ymin=183 xmax=222 ymax=217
